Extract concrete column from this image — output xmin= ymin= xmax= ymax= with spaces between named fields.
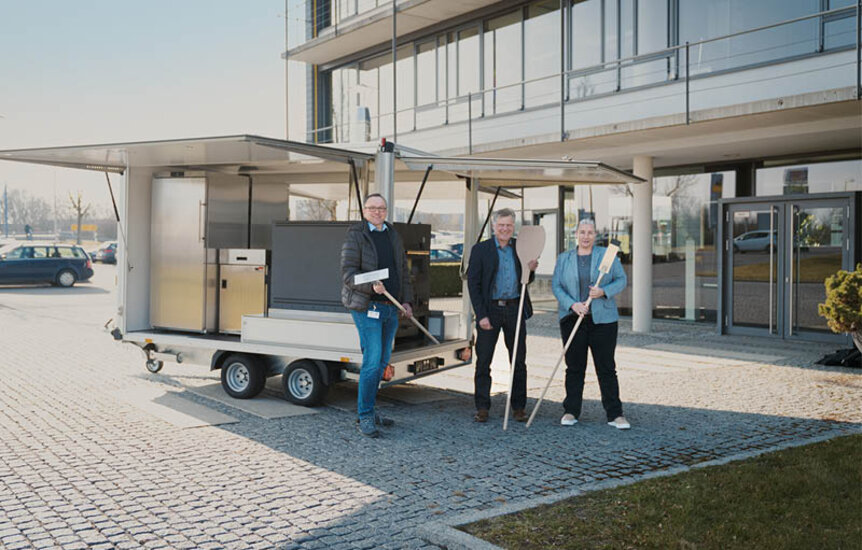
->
xmin=461 ymin=177 xmax=479 ymax=339
xmin=632 ymin=156 xmax=653 ymax=333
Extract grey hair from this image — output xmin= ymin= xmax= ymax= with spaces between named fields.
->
xmin=577 ymin=218 xmax=596 ymax=230
xmin=492 ymin=208 xmax=516 ymax=223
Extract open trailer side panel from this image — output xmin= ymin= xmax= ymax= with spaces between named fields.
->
xmin=120 ymin=165 xmax=156 ymax=334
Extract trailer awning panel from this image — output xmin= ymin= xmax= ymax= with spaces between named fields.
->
xmin=397 ymin=155 xmax=645 ymax=186
xmin=0 ymin=135 xmax=373 ymax=175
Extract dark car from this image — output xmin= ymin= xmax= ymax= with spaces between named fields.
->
xmin=0 ymin=244 xmax=94 ymax=287
xmin=92 ymin=242 xmax=117 ymax=264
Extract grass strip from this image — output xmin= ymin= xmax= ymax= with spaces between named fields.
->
xmin=461 ymin=434 xmax=862 ymax=549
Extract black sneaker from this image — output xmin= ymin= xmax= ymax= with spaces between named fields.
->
xmin=357 ymin=417 xmax=379 ymax=437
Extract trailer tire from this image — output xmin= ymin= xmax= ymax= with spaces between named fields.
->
xmin=221 ymin=354 xmax=266 ymax=399
xmin=145 ymin=359 xmax=164 ymax=373
xmin=283 ymin=360 xmax=327 ymax=406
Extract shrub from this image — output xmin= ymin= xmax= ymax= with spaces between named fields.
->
xmin=818 ymin=263 xmax=862 ymax=335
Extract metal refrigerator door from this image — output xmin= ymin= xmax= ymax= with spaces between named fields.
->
xmin=150 ymin=177 xmax=208 ymax=331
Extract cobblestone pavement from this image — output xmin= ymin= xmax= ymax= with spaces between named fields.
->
xmin=1 ymin=280 xmax=860 ymax=549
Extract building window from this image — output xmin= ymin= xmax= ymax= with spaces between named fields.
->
xmin=570 ymin=0 xmax=616 ymax=97
xmin=416 ymin=39 xmax=446 ymax=129
xmin=755 ymin=159 xmax=862 ymax=196
xmin=524 ymin=0 xmax=561 ymax=108
xmin=563 ymin=169 xmax=736 ymax=322
xmin=483 ymin=11 xmax=523 ymax=115
xmin=358 ymin=53 xmax=386 ymax=140
xmin=679 ymin=0 xmax=820 ymax=76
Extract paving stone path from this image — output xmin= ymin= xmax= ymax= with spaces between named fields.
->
xmin=1 ymin=299 xmax=859 ymax=549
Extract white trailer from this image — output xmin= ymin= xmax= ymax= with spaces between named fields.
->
xmin=0 ymin=135 xmax=643 ymax=405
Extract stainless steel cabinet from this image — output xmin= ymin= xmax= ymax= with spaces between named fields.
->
xmin=150 ymin=177 xmax=214 ymax=332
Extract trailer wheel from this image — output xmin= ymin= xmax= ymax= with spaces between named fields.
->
xmin=221 ymin=354 xmax=266 ymax=399
xmin=283 ymin=360 xmax=327 ymax=406
xmin=145 ymin=359 xmax=163 ymax=373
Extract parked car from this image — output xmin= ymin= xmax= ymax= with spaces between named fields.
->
xmin=92 ymin=242 xmax=117 ymax=264
xmin=733 ymin=230 xmax=777 ymax=253
xmin=0 ymin=244 xmax=94 ymax=287
xmin=430 ymin=248 xmax=462 ymax=263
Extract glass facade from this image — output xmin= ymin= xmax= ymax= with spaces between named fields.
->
xmin=314 ymin=0 xmax=852 ymax=142
xmin=563 ymin=169 xmax=735 ymax=321
xmin=755 ymin=160 xmax=862 ymax=196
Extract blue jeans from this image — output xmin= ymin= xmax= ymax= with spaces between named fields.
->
xmin=350 ymin=302 xmax=399 ymax=421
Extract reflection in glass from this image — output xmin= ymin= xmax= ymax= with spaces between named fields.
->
xmin=484 ymin=11 xmax=523 ymax=115
xmin=756 ymin=160 xmax=862 ymax=196
xmin=680 ymin=0 xmax=819 ymax=76
xmin=570 ymin=0 xmax=617 ymax=97
xmin=731 ymin=208 xmax=779 ymax=329
xmin=525 ymin=0 xmax=561 ymax=108
xmin=651 ymin=172 xmax=734 ymax=322
xmin=791 ymin=205 xmax=845 ymax=333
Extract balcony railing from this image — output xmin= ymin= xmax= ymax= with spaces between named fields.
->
xmin=308 ymin=5 xmax=860 ymax=145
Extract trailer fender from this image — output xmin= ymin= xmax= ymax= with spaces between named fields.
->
xmin=210 ymin=350 xmax=232 ymax=371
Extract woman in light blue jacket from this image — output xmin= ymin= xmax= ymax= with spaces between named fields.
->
xmin=551 ymin=219 xmax=630 ymax=430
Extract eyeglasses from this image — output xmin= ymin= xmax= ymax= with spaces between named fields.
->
xmin=364 ymin=206 xmax=387 ymax=212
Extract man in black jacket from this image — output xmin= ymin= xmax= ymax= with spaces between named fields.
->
xmin=341 ymin=194 xmax=413 ymax=438
xmin=467 ymin=208 xmax=537 ymax=423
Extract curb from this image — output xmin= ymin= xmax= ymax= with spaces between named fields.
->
xmin=416 ymin=427 xmax=862 ymax=549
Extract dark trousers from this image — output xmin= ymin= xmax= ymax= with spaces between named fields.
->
xmin=474 ymin=302 xmax=527 ymax=411
xmin=560 ymin=315 xmax=622 ymax=421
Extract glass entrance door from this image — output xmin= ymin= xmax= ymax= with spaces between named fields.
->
xmin=728 ymin=204 xmax=781 ymax=334
xmin=786 ymin=200 xmax=849 ymax=338
xmin=724 ymin=195 xmax=854 ymax=341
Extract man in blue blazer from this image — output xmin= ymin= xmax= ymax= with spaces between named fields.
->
xmin=467 ymin=208 xmax=537 ymax=423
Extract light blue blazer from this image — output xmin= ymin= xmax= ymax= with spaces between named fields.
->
xmin=551 ymin=246 xmax=627 ymax=324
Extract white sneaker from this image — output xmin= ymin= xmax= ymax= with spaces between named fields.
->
xmin=560 ymin=413 xmax=578 ymax=426
xmin=608 ymin=416 xmax=631 ymax=430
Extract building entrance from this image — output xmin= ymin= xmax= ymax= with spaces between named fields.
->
xmin=721 ymin=193 xmax=857 ymax=342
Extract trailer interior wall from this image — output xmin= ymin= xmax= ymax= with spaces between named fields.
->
xmin=119 ymin=166 xmax=156 ymax=333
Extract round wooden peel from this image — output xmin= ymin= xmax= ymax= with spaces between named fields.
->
xmin=503 ymin=224 xmax=545 ymax=430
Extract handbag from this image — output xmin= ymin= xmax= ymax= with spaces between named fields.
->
xmin=382 ymin=364 xmax=394 ymax=382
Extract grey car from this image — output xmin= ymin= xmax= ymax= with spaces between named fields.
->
xmin=733 ymin=230 xmax=777 ymax=253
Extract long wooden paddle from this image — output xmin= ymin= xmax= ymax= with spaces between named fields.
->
xmin=502 ymin=225 xmax=545 ymax=431
xmin=354 ymin=268 xmax=440 ymax=345
xmin=525 ymin=243 xmax=620 ymax=428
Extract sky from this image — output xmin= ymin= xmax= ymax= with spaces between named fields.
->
xmin=0 ymin=0 xmax=288 ymax=213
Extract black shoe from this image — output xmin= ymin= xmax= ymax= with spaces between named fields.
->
xmin=375 ymin=413 xmax=394 ymax=427
xmin=356 ymin=412 xmax=394 ymax=428
xmin=357 ymin=417 xmax=379 ymax=437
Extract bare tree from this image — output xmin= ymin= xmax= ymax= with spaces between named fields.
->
xmin=294 ymin=199 xmax=338 ymax=221
xmin=4 ymin=189 xmax=52 ymax=232
xmin=68 ymin=192 xmax=91 ymax=244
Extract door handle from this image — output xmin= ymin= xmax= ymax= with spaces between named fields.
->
xmin=198 ymin=201 xmax=206 ymax=243
xmin=788 ymin=206 xmax=798 ymax=336
xmin=768 ymin=206 xmax=775 ymax=335
xmin=221 ymin=279 xmax=227 ymax=289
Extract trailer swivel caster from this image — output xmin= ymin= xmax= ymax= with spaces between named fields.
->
xmin=145 ymin=359 xmax=164 ymax=373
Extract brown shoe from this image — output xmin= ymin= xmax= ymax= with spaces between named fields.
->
xmin=512 ymin=409 xmax=528 ymax=422
xmin=474 ymin=409 xmax=489 ymax=423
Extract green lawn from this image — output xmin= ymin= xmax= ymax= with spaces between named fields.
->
xmin=461 ymin=434 xmax=862 ymax=550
